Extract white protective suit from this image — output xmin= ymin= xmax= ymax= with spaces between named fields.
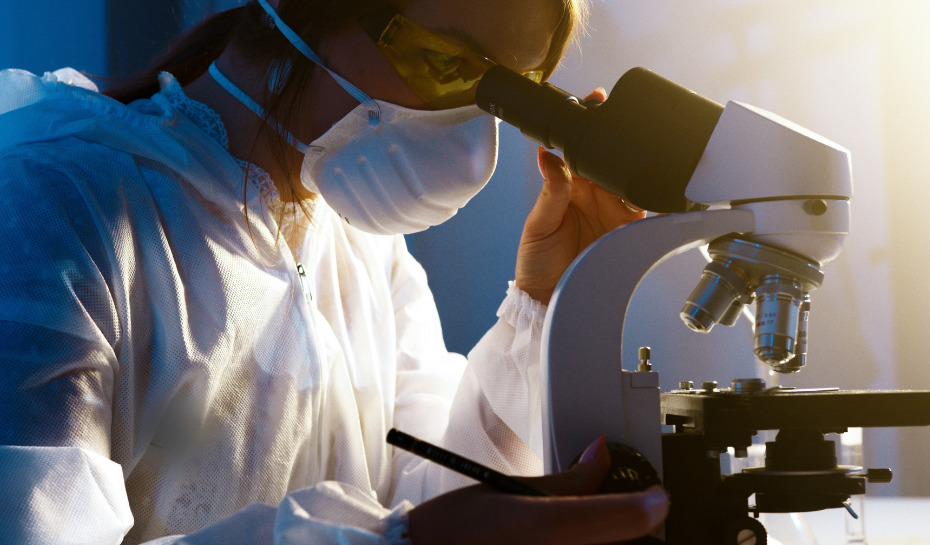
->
xmin=0 ymin=68 xmax=547 ymax=544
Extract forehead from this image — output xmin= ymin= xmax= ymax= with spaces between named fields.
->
xmin=397 ymin=0 xmax=562 ymax=72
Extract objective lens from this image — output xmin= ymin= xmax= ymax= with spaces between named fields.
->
xmin=680 ymin=259 xmax=749 ymax=333
xmin=718 ymin=297 xmax=748 ymax=327
xmin=770 ymin=294 xmax=810 ymax=373
xmin=753 ymin=275 xmax=803 ymax=364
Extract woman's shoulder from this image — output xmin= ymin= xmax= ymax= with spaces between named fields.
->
xmin=0 ymin=68 xmax=246 ymax=207
xmin=0 ymin=102 xmax=137 ymax=213
xmin=0 ymin=67 xmax=99 ymax=112
xmin=0 ymin=68 xmax=169 ymax=166
xmin=0 ymin=67 xmax=225 ymax=162
xmin=0 ymin=67 xmax=161 ymax=135
xmin=0 ymin=70 xmax=174 ymax=236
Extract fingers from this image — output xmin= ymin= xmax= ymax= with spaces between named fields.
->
xmin=583 ymin=87 xmax=608 ymax=103
xmin=583 ymin=181 xmax=648 ymax=227
xmin=522 ymin=435 xmax=609 ymax=496
xmin=408 ymin=484 xmax=670 ymax=545
xmin=521 ymin=435 xmax=669 ymax=543
xmin=535 ymin=146 xmax=645 ymax=227
xmin=524 ymin=147 xmax=573 ymax=239
xmin=516 ymin=435 xmax=669 ymax=543
xmin=532 ymin=486 xmax=670 ymax=544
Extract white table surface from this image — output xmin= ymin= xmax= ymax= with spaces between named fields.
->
xmin=763 ymin=497 xmax=930 ymax=544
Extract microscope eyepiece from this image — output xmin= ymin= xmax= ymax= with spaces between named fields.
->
xmin=475 ymin=65 xmax=723 ymax=213
xmin=475 ymin=64 xmax=587 ymax=151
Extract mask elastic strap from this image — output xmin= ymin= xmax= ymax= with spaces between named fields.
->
xmin=256 ymin=0 xmax=381 ymax=125
xmin=207 ymin=61 xmax=312 ymax=153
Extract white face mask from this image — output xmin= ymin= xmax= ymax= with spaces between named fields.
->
xmin=211 ymin=0 xmax=500 ymax=235
xmin=299 ymin=101 xmax=498 ymax=234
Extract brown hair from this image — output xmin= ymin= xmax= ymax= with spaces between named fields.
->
xmin=105 ymin=1 xmax=397 ymax=210
xmin=105 ymin=0 xmax=589 ymax=213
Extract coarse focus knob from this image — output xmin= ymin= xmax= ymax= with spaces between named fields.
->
xmin=569 ymin=442 xmax=661 ymax=494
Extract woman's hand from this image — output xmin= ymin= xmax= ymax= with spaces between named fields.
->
xmin=406 ymin=437 xmax=668 ymax=545
xmin=515 ymin=88 xmax=647 ymax=304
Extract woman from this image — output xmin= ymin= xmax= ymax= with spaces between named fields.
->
xmin=0 ymin=0 xmax=667 ymax=543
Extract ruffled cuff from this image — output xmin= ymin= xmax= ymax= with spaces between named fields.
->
xmin=459 ymin=282 xmax=547 ymax=457
xmin=496 ymin=281 xmax=547 ymax=331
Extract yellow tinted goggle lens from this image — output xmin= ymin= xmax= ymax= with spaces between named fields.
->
xmin=371 ymin=13 xmax=544 ymax=109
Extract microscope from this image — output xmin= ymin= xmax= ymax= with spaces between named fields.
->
xmin=476 ymin=66 xmax=930 ymax=543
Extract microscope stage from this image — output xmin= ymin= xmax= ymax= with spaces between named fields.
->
xmin=661 ymin=387 xmax=930 ymax=449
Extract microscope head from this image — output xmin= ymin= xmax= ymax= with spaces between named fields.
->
xmin=680 ymin=101 xmax=851 ymax=371
xmin=475 ymin=65 xmax=852 ymax=372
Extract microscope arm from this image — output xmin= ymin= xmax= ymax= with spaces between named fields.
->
xmin=541 ymin=208 xmax=756 ymax=475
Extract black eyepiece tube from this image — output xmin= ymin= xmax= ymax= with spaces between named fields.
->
xmin=476 ymin=65 xmax=724 ymax=213
xmin=475 ymin=65 xmax=590 ymax=151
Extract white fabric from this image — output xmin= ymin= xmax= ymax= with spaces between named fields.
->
xmin=0 ymin=446 xmax=134 ymax=545
xmin=0 ymin=68 xmax=547 ymax=544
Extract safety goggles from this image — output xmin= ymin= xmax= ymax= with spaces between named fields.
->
xmin=359 ymin=6 xmax=545 ymax=109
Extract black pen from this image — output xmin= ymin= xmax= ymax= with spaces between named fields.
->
xmin=386 ymin=428 xmax=551 ymax=497
xmin=387 ymin=429 xmax=666 ymax=543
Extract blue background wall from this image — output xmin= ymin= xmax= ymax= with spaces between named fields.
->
xmin=0 ymin=0 xmax=185 ymax=77
xmin=0 ymin=0 xmax=108 ymax=75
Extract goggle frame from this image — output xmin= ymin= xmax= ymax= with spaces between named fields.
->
xmin=359 ymin=6 xmax=544 ymax=109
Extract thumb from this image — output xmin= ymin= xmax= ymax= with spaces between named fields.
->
xmin=525 ymin=435 xmax=611 ymax=496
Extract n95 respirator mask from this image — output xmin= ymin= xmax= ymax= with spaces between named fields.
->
xmin=298 ymin=101 xmax=498 ymax=235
